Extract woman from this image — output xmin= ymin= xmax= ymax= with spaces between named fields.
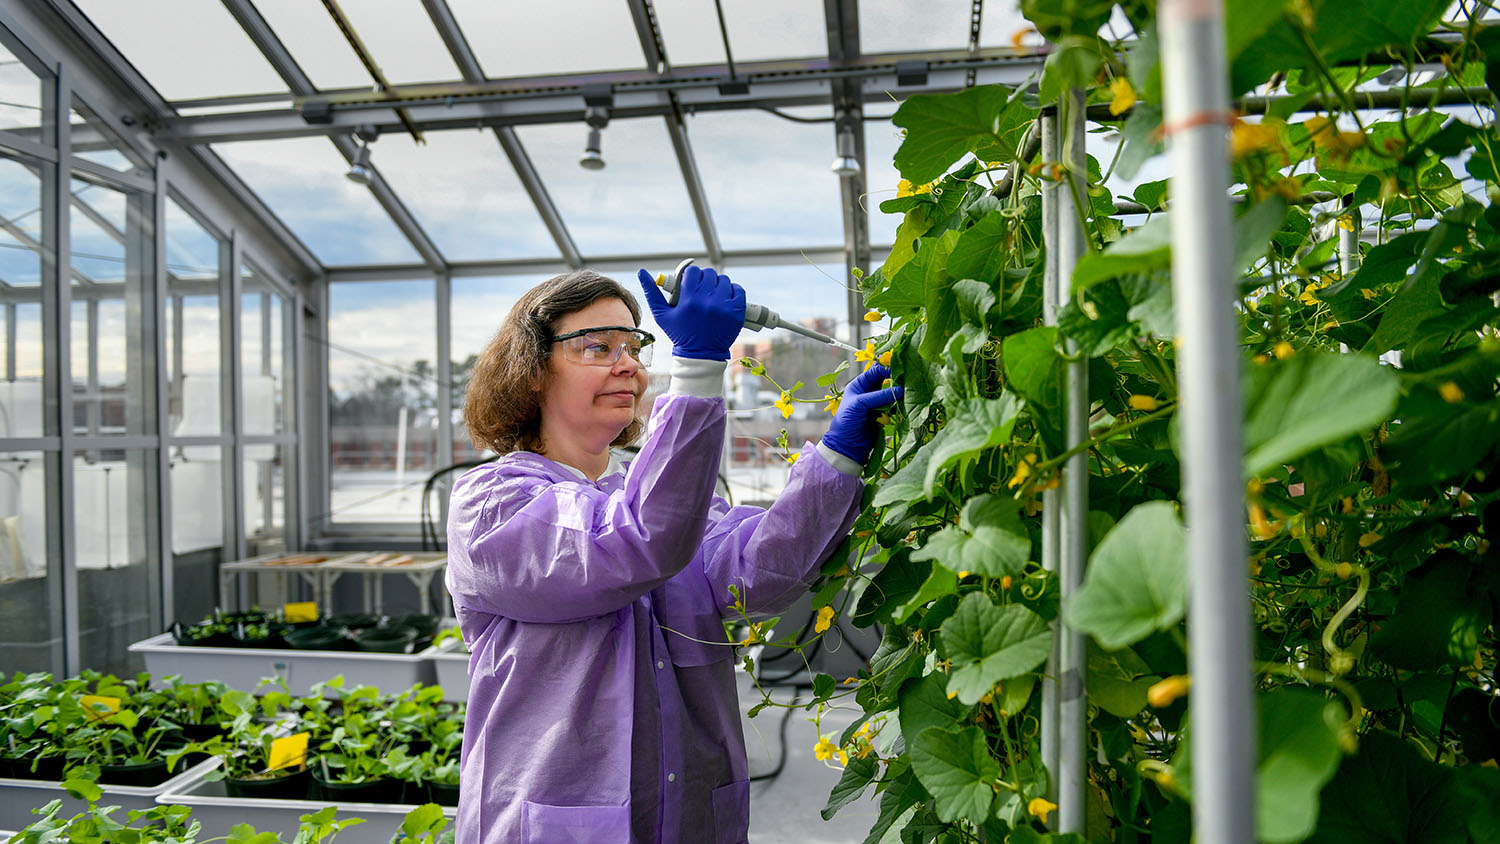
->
xmin=446 ymin=266 xmax=901 ymax=843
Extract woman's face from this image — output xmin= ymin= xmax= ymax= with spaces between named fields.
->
xmin=537 ymin=297 xmax=649 ymax=450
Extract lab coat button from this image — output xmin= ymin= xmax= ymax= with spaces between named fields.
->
xmin=656 ymin=660 xmax=665 ymax=670
xmin=667 ymin=773 xmax=677 ymax=782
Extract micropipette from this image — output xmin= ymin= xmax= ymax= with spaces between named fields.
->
xmin=655 ymin=258 xmax=860 ymax=353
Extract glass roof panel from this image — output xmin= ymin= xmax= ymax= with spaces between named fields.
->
xmin=447 ymin=0 xmax=646 ymax=78
xmin=513 ymin=118 xmax=703 ymax=257
xmin=249 ymin=0 xmax=370 ymax=91
xmin=0 ymin=40 xmax=42 ymax=133
xmin=72 ymin=0 xmax=287 ymax=101
xmin=374 ymin=130 xmax=559 ymax=262
xmin=251 ymin=0 xmax=461 ymax=91
xmin=861 ymin=0 xmax=971 ymax=54
xmin=653 ymin=0 xmax=828 ymax=65
xmin=212 ymin=137 xmax=421 ymax=266
xmin=864 ymin=117 xmax=905 ymax=246
xmin=164 ymin=197 xmax=220 ymax=282
xmin=688 ymin=107 xmax=844 ymax=250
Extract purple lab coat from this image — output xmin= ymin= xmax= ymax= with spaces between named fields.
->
xmin=445 ymin=392 xmax=863 ymax=843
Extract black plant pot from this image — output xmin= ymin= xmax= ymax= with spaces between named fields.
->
xmin=427 ymin=780 xmax=460 ymax=806
xmin=171 ymin=621 xmax=235 ymax=648
xmin=177 ymin=722 xmax=222 ymax=742
xmin=5 ymin=754 xmax=65 ymax=781
xmin=225 ymin=767 xmax=312 ymax=800
xmin=350 ymin=625 xmax=420 ymax=654
xmin=312 ymin=769 xmax=404 ymax=803
xmin=389 ymin=614 xmax=441 ymax=637
xmin=327 ymin=612 xmax=380 ymax=630
xmin=99 ymin=758 xmax=170 ymax=786
xmin=283 ymin=624 xmax=349 ymax=650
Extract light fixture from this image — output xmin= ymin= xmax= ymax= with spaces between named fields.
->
xmin=346 ymin=125 xmax=378 ymax=184
xmin=830 ymin=113 xmax=860 ymax=177
xmin=580 ymin=106 xmax=610 ymax=171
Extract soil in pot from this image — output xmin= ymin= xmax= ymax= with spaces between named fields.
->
xmin=171 ymin=621 xmax=235 ymax=648
xmin=283 ymin=624 xmax=349 ymax=650
xmin=99 ymin=758 xmax=170 ymax=786
xmin=312 ymin=770 xmax=405 ymax=803
xmin=225 ymin=766 xmax=312 ymax=800
xmin=327 ymin=612 xmax=379 ymax=630
xmin=350 ymin=625 xmax=420 ymax=654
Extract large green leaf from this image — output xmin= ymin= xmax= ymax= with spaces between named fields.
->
xmin=1039 ymin=37 xmax=1102 ymax=105
xmin=1065 ymin=501 xmax=1187 ymax=650
xmin=908 ymin=725 xmax=1001 ymax=823
xmin=891 ymin=86 xmax=1037 ymax=184
xmin=1369 ymin=553 xmax=1491 ymax=669
xmin=871 ymin=442 xmax=935 ymax=508
xmin=940 ymin=593 xmax=1053 ymax=705
xmin=1002 ymin=326 xmax=1063 ymax=411
xmin=1243 ymin=350 xmax=1400 ymax=478
xmin=878 ymin=205 xmax=938 ymax=287
xmin=918 ymin=230 xmax=966 ymax=361
xmin=898 ymin=673 xmax=967 ymax=753
xmin=1307 ymin=731 xmax=1470 ymax=844
xmin=822 ymin=753 xmax=879 ymax=820
xmin=891 ymin=563 xmax=959 ymax=624
xmin=1086 ymin=643 xmax=1155 ymax=719
xmin=1071 ymin=214 xmax=1172 ymax=292
xmin=947 ymin=212 xmax=1011 ymax=288
xmin=911 ymin=494 xmax=1030 ymax=579
xmin=920 ymin=395 xmax=1024 ymax=497
xmin=872 ymin=215 xmax=950 ymax=318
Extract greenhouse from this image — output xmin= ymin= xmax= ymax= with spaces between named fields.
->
xmin=1 ymin=0 xmax=1497 ymax=842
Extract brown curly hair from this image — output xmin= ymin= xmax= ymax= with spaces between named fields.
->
xmin=464 ymin=270 xmax=645 ymax=455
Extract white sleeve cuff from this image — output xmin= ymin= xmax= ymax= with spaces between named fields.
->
xmin=817 ymin=441 xmax=864 ymax=476
xmin=666 ymin=356 xmax=728 ymax=398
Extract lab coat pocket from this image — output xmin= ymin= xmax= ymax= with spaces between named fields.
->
xmin=521 ymin=801 xmax=630 ymax=843
xmin=711 ymin=780 xmax=750 ymax=844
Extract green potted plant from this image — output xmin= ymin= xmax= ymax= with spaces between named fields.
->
xmin=309 ymin=710 xmax=404 ymax=803
xmin=167 ymin=687 xmax=311 ymax=800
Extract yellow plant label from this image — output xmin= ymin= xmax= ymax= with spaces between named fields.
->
xmin=81 ymin=695 xmax=120 ymax=721
xmin=267 ymin=732 xmax=309 ymax=771
xmin=283 ymin=601 xmax=318 ymax=623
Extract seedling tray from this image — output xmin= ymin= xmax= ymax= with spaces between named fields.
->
xmin=429 ymin=638 xmax=470 ymax=702
xmin=0 ymin=757 xmax=218 ymax=831
xmin=159 ymin=758 xmax=456 ymax=843
xmin=128 ymin=633 xmax=439 ymax=697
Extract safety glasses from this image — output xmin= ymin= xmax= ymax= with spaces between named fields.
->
xmin=551 ymin=325 xmax=655 ymax=367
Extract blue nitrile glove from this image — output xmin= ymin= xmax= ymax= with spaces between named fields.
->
xmin=822 ymin=364 xmax=904 ymax=465
xmin=637 ymin=266 xmax=747 ymax=361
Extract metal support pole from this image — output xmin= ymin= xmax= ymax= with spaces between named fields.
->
xmin=1055 ymin=86 xmax=1089 ymax=835
xmin=1161 ymin=1 xmax=1256 ymax=842
xmin=1038 ymin=107 xmax=1062 ymax=802
xmin=1338 ymin=206 xmax=1361 ymax=276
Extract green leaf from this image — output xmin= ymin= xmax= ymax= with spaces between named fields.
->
xmin=860 ymin=768 xmax=926 ymax=844
xmin=908 ymin=726 xmax=1001 ymax=824
xmin=227 ymin=824 xmax=282 ymax=844
xmin=1065 ymin=501 xmax=1187 ymax=650
xmin=952 ymin=279 xmax=997 ymax=330
xmin=1307 ymin=731 xmax=1470 ymax=844
xmin=1256 ymin=690 xmax=1348 ymax=842
xmin=898 ymin=673 xmax=967 ymax=753
xmin=1002 ymin=326 xmax=1063 ymax=411
xmin=1366 ymin=267 xmax=1449 ymax=354
xmin=872 ymin=440 xmax=935 ymax=507
xmin=940 ymin=594 xmax=1053 ymax=704
xmin=1071 ymin=214 xmax=1172 ymax=292
xmin=1132 ymin=180 xmax=1168 ymax=213
xmin=1021 ymin=0 xmax=1115 ymax=41
xmin=854 ymin=548 xmax=928 ymax=628
xmin=1086 ymin=643 xmax=1155 ymax=718
xmin=1455 ymin=765 xmax=1500 ymax=844
xmin=1369 ymin=554 xmax=1491 ymax=670
xmin=1039 ymin=37 xmax=1102 ymax=105
xmin=919 ymin=395 xmax=1024 ymax=498
xmin=821 ymin=753 xmax=879 ymax=820
xmin=891 ymin=563 xmax=958 ymax=624
xmin=891 ymin=86 xmax=1037 ymax=184
xmin=918 ymin=230 xmax=966 ymax=360
xmin=1242 ymin=351 xmax=1400 ymax=478
xmin=947 ymin=212 xmax=1011 ymax=287
xmin=1233 ymin=198 xmax=1288 ymax=274
xmin=911 ymin=495 xmax=1030 ymax=580
xmin=878 ymin=205 xmax=938 ymax=287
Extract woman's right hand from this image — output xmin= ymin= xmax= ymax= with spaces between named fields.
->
xmin=637 ymin=266 xmax=746 ymax=361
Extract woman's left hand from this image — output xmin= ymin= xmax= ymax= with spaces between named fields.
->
xmin=821 ymin=364 xmax=903 ymax=465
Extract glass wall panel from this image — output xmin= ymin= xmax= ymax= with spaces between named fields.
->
xmin=0 ymin=154 xmax=48 ymax=437
xmin=514 ymin=118 xmax=703 ymax=256
xmin=864 ymin=118 xmax=905 ymax=247
xmin=0 ymin=40 xmax=42 ymax=133
xmin=0 ymin=451 xmax=61 ymax=675
xmin=165 ymin=197 xmax=222 ymax=436
xmin=69 ymin=175 xmax=152 ymax=437
xmin=213 ymin=138 xmax=422 ymax=266
xmin=688 ymin=108 xmax=845 ymax=250
xmin=69 ymin=100 xmax=149 ymax=178
xmin=329 ymin=280 xmax=436 ymax=523
xmin=449 ymin=275 xmax=542 ymax=463
xmin=244 ymin=443 xmax=286 ymax=557
xmin=170 ymin=444 xmax=225 ymax=623
xmin=241 ymin=262 xmax=290 ymax=435
xmin=723 ymin=263 xmax=850 ymax=502
xmin=74 ymin=447 xmax=155 ymax=676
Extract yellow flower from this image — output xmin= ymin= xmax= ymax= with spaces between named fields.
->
xmin=785 ymin=452 xmax=800 ymax=465
xmin=774 ymin=391 xmax=794 ymax=419
xmin=1108 ymin=77 xmax=1137 ymax=116
xmin=1358 ymin=531 xmax=1382 ymax=548
xmin=1253 ymin=353 xmax=1270 ymax=365
xmin=1320 ymin=321 xmax=1339 ymax=332
xmin=878 ymin=349 xmax=892 ymax=367
xmin=813 ymin=736 xmax=847 ymax=765
xmin=1439 ymin=381 xmax=1464 ymax=403
xmin=1298 ymin=288 xmax=1320 ymax=306
xmin=1337 ymin=215 xmax=1356 ymax=232
xmin=1230 ymin=119 xmax=1281 ymax=161
xmin=1335 ymin=562 xmax=1353 ymax=580
xmin=855 ymin=340 xmax=877 ymax=369
xmin=896 ymin=179 xmax=932 ymax=198
xmin=1028 ymin=797 xmax=1058 ymax=824
xmin=1128 ymin=394 xmax=1159 ymax=412
xmin=1147 ymin=675 xmax=1192 ymax=708
xmin=1010 ymin=27 xmax=1035 ymax=50
xmin=1008 ymin=453 xmax=1037 ymax=489
xmin=863 ymin=310 xmax=882 ymax=322
xmin=842 ymin=676 xmax=860 ymax=686
xmin=946 ymin=689 xmax=959 ymax=700
xmin=1273 ymin=341 xmax=1295 ymax=360
xmin=978 ymin=690 xmax=994 ymax=706
xmin=814 ymin=605 xmax=836 ymax=634
xmin=1001 ymin=575 xmax=1013 ymax=591
xmin=1304 ymin=115 xmax=1365 ymax=157
xmin=823 ymin=396 xmax=841 ymax=415
xmin=1360 ymin=288 xmax=1378 ymax=300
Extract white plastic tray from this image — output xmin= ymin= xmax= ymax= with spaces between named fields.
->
xmin=158 ymin=758 xmax=455 ymax=843
xmin=128 ymin=633 xmax=439 ymax=697
xmin=429 ymin=638 xmax=470 ymax=702
xmin=0 ymin=757 xmax=218 ymax=832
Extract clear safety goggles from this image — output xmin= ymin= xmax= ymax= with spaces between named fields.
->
xmin=551 ymin=325 xmax=655 ymax=368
